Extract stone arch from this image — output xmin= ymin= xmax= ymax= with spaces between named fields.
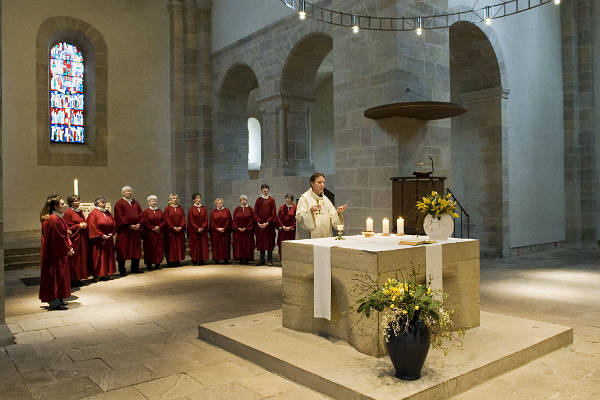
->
xmin=36 ymin=16 xmax=107 ymax=166
xmin=450 ymin=21 xmax=506 ymax=256
xmin=213 ymin=63 xmax=260 ymax=180
xmin=280 ymin=32 xmax=334 ymax=175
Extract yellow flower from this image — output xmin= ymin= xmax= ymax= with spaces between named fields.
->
xmin=402 ymin=310 xmax=408 ymax=315
xmin=427 ymin=287 xmax=431 ymax=295
xmin=415 ymin=305 xmax=420 ymax=310
xmin=390 ymin=304 xmax=395 ymax=309
xmin=392 ymin=295 xmax=396 ymax=301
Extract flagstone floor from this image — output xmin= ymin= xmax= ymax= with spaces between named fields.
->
xmin=1 ymin=247 xmax=599 ymax=399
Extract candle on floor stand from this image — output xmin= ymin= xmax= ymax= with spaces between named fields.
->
xmin=397 ymin=217 xmax=404 ymax=235
xmin=73 ymin=178 xmax=79 ymax=196
xmin=366 ymin=217 xmax=373 ymax=232
xmin=382 ymin=218 xmax=389 ymax=235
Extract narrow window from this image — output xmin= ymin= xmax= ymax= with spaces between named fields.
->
xmin=50 ymin=42 xmax=85 ymax=143
xmin=248 ymin=117 xmax=261 ymax=170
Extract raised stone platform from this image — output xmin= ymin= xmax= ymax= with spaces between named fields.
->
xmin=198 ymin=310 xmax=573 ymax=400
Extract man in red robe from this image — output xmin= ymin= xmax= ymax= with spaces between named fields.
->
xmin=276 ymin=193 xmax=297 ymax=260
xmin=40 ymin=195 xmax=74 ymax=310
xmin=114 ymin=186 xmax=143 ymax=275
xmin=232 ymin=195 xmax=255 ymax=264
xmin=254 ymin=184 xmax=276 ymax=266
xmin=187 ymin=193 xmax=209 ymax=265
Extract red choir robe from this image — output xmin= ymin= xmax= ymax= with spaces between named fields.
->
xmin=163 ymin=205 xmax=186 ymax=262
xmin=276 ymin=203 xmax=297 ymax=258
xmin=39 ymin=214 xmax=72 ymax=303
xmin=64 ymin=208 xmax=90 ymax=281
xmin=114 ymin=198 xmax=143 ymax=261
xmin=254 ymin=196 xmax=276 ymax=251
xmin=141 ymin=208 xmax=165 ymax=265
xmin=187 ymin=205 xmax=209 ymax=262
xmin=210 ymin=208 xmax=232 ymax=261
xmin=232 ymin=206 xmax=255 ymax=260
xmin=88 ymin=208 xmax=116 ymax=277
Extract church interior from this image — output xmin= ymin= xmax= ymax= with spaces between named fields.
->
xmin=0 ymin=0 xmax=599 ymax=398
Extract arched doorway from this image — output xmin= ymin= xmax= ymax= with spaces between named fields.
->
xmin=450 ymin=22 xmax=504 ymax=256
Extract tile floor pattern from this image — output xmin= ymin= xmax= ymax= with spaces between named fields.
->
xmin=1 ymin=248 xmax=599 ymax=399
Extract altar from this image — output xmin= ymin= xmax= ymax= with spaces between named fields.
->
xmin=281 ymin=234 xmax=480 ymax=357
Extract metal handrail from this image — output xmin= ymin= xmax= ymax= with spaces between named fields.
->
xmin=446 ymin=188 xmax=470 ymax=238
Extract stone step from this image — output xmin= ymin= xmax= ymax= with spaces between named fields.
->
xmin=198 ymin=310 xmax=573 ymax=400
xmin=5 ymin=247 xmax=41 ymax=257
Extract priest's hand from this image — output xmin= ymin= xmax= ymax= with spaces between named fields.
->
xmin=337 ymin=204 xmax=347 ymax=214
xmin=310 ymin=205 xmax=320 ymax=213
xmin=152 ymin=226 xmax=160 ymax=233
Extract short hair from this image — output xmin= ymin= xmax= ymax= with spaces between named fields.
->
xmin=121 ymin=186 xmax=132 ymax=194
xmin=66 ymin=194 xmax=80 ymax=207
xmin=285 ymin=193 xmax=294 ymax=202
xmin=260 ymin=183 xmax=270 ymax=190
xmin=146 ymin=194 xmax=158 ymax=203
xmin=214 ymin=197 xmax=224 ymax=205
xmin=94 ymin=196 xmax=107 ymax=206
xmin=310 ymin=172 xmax=324 ymax=184
xmin=239 ymin=194 xmax=248 ymax=201
xmin=192 ymin=193 xmax=201 ymax=201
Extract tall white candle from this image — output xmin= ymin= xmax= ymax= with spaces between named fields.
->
xmin=397 ymin=217 xmax=404 ymax=234
xmin=366 ymin=217 xmax=373 ymax=232
xmin=382 ymin=218 xmax=389 ymax=234
xmin=74 ymin=179 xmax=79 ymax=196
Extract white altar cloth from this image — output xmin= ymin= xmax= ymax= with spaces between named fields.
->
xmin=292 ymin=234 xmax=470 ymax=320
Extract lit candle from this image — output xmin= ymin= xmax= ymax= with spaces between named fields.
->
xmin=397 ymin=217 xmax=404 ymax=234
xmin=366 ymin=217 xmax=373 ymax=232
xmin=74 ymin=178 xmax=79 ymax=196
xmin=382 ymin=218 xmax=389 ymax=234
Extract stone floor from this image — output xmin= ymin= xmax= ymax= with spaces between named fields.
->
xmin=1 ymin=248 xmax=599 ymax=399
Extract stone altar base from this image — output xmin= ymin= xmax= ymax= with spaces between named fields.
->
xmin=198 ymin=310 xmax=572 ymax=400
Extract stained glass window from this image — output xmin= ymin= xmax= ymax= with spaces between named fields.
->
xmin=50 ymin=42 xmax=85 ymax=143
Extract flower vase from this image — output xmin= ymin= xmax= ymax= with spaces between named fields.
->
xmin=385 ymin=319 xmax=431 ymax=380
xmin=423 ymin=213 xmax=454 ymax=241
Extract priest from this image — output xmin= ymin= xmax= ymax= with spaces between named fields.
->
xmin=114 ymin=186 xmax=143 ymax=275
xmin=254 ymin=184 xmax=276 ymax=266
xmin=296 ymin=172 xmax=347 ymax=239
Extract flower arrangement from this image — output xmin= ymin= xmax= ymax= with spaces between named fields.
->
xmin=354 ymin=265 xmax=463 ymax=354
xmin=416 ymin=191 xmax=459 ymax=219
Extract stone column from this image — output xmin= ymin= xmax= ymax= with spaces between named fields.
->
xmin=0 ymin=2 xmax=15 ymax=346
xmin=561 ymin=0 xmax=598 ymax=246
xmin=197 ymin=1 xmax=213 ymax=203
xmin=169 ymin=0 xmax=185 ymax=196
xmin=333 ymin=0 xmax=451 ymax=234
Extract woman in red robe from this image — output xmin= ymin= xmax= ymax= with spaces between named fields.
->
xmin=232 ymin=195 xmax=255 ymax=264
xmin=87 ymin=196 xmax=116 ymax=280
xmin=164 ymin=193 xmax=186 ymax=267
xmin=277 ymin=194 xmax=297 ymax=260
xmin=187 ymin=193 xmax=209 ymax=265
xmin=141 ymin=195 xmax=165 ymax=270
xmin=64 ymin=194 xmax=90 ymax=285
xmin=39 ymin=194 xmax=74 ymax=310
xmin=210 ymin=198 xmax=232 ymax=264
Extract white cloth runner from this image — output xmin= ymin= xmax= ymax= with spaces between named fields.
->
xmin=295 ymin=235 xmax=471 ymax=320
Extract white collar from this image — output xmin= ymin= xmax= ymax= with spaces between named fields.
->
xmin=286 ymin=204 xmax=293 ymax=208
xmin=216 ymin=207 xmax=224 ymax=211
xmin=95 ymin=206 xmax=107 ymax=212
xmin=149 ymin=206 xmax=158 ymax=211
xmin=170 ymin=204 xmax=179 ymax=208
xmin=194 ymin=203 xmax=202 ymax=207
xmin=241 ymin=204 xmax=248 ymax=208
xmin=71 ymin=207 xmax=80 ymax=212
xmin=261 ymin=194 xmax=270 ymax=200
xmin=52 ymin=210 xmax=64 ymax=218
xmin=122 ymin=197 xmax=132 ymax=204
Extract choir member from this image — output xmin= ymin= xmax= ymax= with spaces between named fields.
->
xmin=210 ymin=198 xmax=232 ymax=264
xmin=187 ymin=193 xmax=209 ymax=265
xmin=114 ymin=186 xmax=143 ymax=275
xmin=64 ymin=194 xmax=90 ymax=286
xmin=232 ymin=195 xmax=255 ymax=264
xmin=39 ymin=194 xmax=74 ymax=310
xmin=296 ymin=172 xmax=347 ymax=239
xmin=88 ymin=196 xmax=116 ymax=280
xmin=164 ymin=193 xmax=186 ymax=267
xmin=141 ymin=195 xmax=165 ymax=270
xmin=276 ymin=193 xmax=297 ymax=260
xmin=254 ymin=183 xmax=276 ymax=266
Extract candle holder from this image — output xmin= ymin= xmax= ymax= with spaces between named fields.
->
xmin=362 ymin=231 xmax=375 ymax=238
xmin=381 ymin=232 xmax=390 ymax=236
xmin=335 ymin=228 xmax=345 ymax=240
xmin=396 ymin=232 xmax=405 ymax=236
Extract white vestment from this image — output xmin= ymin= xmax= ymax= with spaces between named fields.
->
xmin=295 ymin=189 xmax=342 ymax=239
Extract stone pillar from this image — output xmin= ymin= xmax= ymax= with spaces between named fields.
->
xmin=333 ymin=0 xmax=451 ymax=234
xmin=561 ymin=0 xmax=599 ymax=246
xmin=169 ymin=0 xmax=185 ymax=197
xmin=0 ymin=2 xmax=15 ymax=346
xmin=197 ymin=1 xmax=213 ymax=203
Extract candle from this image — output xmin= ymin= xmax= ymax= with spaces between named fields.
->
xmin=366 ymin=217 xmax=373 ymax=232
xmin=382 ymin=218 xmax=389 ymax=234
xmin=337 ymin=224 xmax=344 ymax=231
xmin=397 ymin=217 xmax=404 ymax=234
xmin=74 ymin=179 xmax=79 ymax=196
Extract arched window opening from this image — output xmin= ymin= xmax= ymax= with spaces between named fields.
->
xmin=50 ymin=42 xmax=85 ymax=143
xmin=248 ymin=117 xmax=261 ymax=170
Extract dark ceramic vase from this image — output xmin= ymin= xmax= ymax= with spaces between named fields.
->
xmin=385 ymin=318 xmax=431 ymax=380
